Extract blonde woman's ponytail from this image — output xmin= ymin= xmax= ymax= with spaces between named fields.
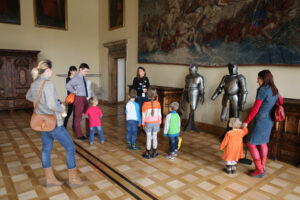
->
xmin=31 ymin=67 xmax=39 ymax=80
xmin=31 ymin=59 xmax=52 ymax=80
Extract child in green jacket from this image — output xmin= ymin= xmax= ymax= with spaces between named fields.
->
xmin=164 ymin=102 xmax=181 ymax=159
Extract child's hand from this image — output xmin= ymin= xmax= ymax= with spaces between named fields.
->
xmin=242 ymin=122 xmax=248 ymax=127
xmin=138 ymin=124 xmax=141 ymax=127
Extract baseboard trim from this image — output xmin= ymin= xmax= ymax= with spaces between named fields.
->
xmin=181 ymin=119 xmax=226 ymax=136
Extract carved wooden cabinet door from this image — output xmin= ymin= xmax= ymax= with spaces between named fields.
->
xmin=0 ymin=50 xmax=39 ymax=111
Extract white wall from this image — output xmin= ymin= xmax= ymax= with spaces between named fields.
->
xmin=0 ymin=0 xmax=100 ymax=99
xmin=99 ymin=0 xmax=300 ymax=128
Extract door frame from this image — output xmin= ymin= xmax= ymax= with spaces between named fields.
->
xmin=104 ymin=39 xmax=127 ymax=103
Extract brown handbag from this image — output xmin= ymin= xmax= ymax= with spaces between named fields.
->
xmin=30 ymin=80 xmax=56 ymax=132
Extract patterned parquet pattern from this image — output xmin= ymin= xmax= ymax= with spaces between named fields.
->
xmin=0 ymin=104 xmax=300 ymax=200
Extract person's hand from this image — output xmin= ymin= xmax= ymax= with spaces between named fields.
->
xmin=142 ymin=88 xmax=147 ymax=93
xmin=138 ymin=124 xmax=141 ymax=127
xmin=242 ymin=122 xmax=248 ymax=127
xmin=61 ymin=111 xmax=67 ymax=118
xmin=60 ymin=104 xmax=65 ymax=110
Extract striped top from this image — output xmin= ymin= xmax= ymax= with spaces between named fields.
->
xmin=142 ymin=100 xmax=162 ymax=125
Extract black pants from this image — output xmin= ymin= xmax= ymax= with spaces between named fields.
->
xmin=64 ymin=103 xmax=75 ymax=128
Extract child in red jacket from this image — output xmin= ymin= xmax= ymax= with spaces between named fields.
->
xmin=85 ymin=97 xmax=104 ymax=145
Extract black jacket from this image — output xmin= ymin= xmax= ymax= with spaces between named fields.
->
xmin=132 ymin=77 xmax=150 ymax=96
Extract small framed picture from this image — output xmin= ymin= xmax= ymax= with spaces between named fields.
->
xmin=0 ymin=0 xmax=21 ymax=25
xmin=109 ymin=0 xmax=124 ymax=30
xmin=34 ymin=0 xmax=68 ymax=30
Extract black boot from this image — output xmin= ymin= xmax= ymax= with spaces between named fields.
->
xmin=131 ymin=143 xmax=141 ymax=150
xmin=127 ymin=141 xmax=132 ymax=149
xmin=152 ymin=149 xmax=158 ymax=158
xmin=142 ymin=149 xmax=151 ymax=159
xmin=224 ymin=165 xmax=232 ymax=174
xmin=231 ymin=165 xmax=236 ymax=174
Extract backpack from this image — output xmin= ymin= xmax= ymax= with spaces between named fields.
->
xmin=274 ymin=95 xmax=285 ymax=122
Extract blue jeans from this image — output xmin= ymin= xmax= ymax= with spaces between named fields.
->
xmin=40 ymin=126 xmax=76 ymax=169
xmin=127 ymin=120 xmax=138 ymax=144
xmin=135 ymin=96 xmax=148 ymax=114
xmin=169 ymin=136 xmax=179 ymax=153
xmin=89 ymin=126 xmax=104 ymax=143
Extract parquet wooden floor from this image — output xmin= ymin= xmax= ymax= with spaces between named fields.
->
xmin=0 ymin=104 xmax=299 ymax=200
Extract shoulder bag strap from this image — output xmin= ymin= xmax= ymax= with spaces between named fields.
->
xmin=33 ymin=80 xmax=48 ymax=112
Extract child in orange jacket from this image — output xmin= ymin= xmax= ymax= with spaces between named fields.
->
xmin=220 ymin=118 xmax=248 ymax=174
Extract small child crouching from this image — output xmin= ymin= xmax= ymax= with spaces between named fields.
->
xmin=220 ymin=118 xmax=248 ymax=174
xmin=85 ymin=97 xmax=104 ymax=145
xmin=125 ymin=89 xmax=141 ymax=150
xmin=164 ymin=102 xmax=181 ymax=160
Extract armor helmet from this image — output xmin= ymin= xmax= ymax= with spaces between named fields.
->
xmin=228 ymin=64 xmax=238 ymax=75
xmin=189 ymin=64 xmax=198 ymax=74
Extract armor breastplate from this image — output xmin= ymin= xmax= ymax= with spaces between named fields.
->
xmin=185 ymin=75 xmax=201 ymax=88
xmin=224 ymin=75 xmax=240 ymax=95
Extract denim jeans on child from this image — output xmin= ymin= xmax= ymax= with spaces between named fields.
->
xmin=89 ymin=126 xmax=104 ymax=143
xmin=40 ymin=126 xmax=76 ymax=169
xmin=126 ymin=120 xmax=138 ymax=144
xmin=169 ymin=136 xmax=179 ymax=153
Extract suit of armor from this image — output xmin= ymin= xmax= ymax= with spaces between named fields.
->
xmin=211 ymin=64 xmax=247 ymax=122
xmin=182 ymin=64 xmax=205 ymax=132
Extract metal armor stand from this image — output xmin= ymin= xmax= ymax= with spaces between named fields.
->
xmin=184 ymin=110 xmax=200 ymax=133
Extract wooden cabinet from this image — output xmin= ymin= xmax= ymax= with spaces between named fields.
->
xmin=268 ymin=98 xmax=300 ymax=166
xmin=152 ymin=85 xmax=183 ymax=120
xmin=128 ymin=85 xmax=184 ymax=124
xmin=0 ymin=49 xmax=40 ymax=111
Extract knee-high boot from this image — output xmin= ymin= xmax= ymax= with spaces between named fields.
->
xmin=261 ymin=157 xmax=267 ymax=172
xmin=249 ymin=159 xmax=265 ymax=178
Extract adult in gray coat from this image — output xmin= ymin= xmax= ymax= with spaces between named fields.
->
xmin=26 ymin=60 xmax=84 ymax=188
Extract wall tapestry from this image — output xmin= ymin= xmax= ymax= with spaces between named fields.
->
xmin=138 ymin=0 xmax=300 ymax=66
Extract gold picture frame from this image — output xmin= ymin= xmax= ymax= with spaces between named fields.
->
xmin=109 ymin=0 xmax=124 ymax=30
xmin=34 ymin=0 xmax=68 ymax=30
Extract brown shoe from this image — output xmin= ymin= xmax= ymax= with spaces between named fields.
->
xmin=68 ymin=168 xmax=86 ymax=188
xmin=44 ymin=167 xmax=64 ymax=187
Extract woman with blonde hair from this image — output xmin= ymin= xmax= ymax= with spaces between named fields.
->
xmin=26 ymin=59 xmax=85 ymax=188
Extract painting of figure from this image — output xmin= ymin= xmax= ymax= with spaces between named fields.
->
xmin=138 ymin=0 xmax=300 ymax=66
xmin=109 ymin=0 xmax=124 ymax=30
xmin=34 ymin=0 xmax=67 ymax=30
xmin=0 ymin=0 xmax=20 ymax=25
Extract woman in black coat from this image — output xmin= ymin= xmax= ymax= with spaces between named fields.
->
xmin=132 ymin=66 xmax=150 ymax=111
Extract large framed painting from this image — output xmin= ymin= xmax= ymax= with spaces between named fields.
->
xmin=0 ymin=0 xmax=20 ymax=25
xmin=109 ymin=0 xmax=124 ymax=30
xmin=34 ymin=0 xmax=67 ymax=30
xmin=138 ymin=0 xmax=300 ymax=66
